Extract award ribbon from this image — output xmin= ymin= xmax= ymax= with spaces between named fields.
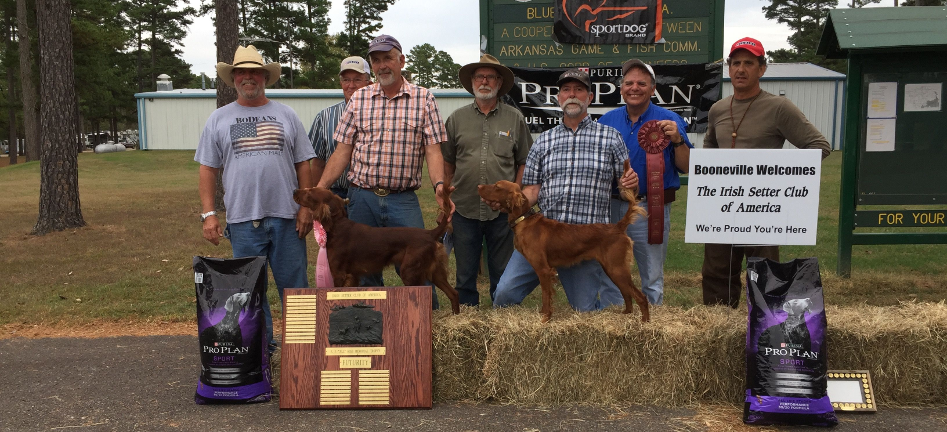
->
xmin=313 ymin=221 xmax=335 ymax=288
xmin=637 ymin=120 xmax=670 ymax=245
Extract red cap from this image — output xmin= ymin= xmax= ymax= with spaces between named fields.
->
xmin=729 ymin=37 xmax=765 ymax=57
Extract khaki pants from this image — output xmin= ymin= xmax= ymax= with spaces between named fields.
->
xmin=701 ymin=244 xmax=779 ymax=308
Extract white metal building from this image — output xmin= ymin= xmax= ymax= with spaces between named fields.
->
xmin=135 ymin=63 xmax=844 ymax=151
xmin=134 ymin=88 xmax=475 ymax=150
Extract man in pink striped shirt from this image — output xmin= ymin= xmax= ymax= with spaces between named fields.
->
xmin=317 ymin=35 xmax=454 ymax=294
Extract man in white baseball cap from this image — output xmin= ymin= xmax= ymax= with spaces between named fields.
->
xmin=308 ymin=56 xmax=372 ymax=198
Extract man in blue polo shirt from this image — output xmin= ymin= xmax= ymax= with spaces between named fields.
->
xmin=598 ymin=59 xmax=692 ymax=306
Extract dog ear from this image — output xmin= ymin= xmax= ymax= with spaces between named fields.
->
xmin=224 ymin=294 xmax=235 ymax=312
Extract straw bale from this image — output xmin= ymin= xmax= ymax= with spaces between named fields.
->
xmin=825 ymin=301 xmax=947 ymax=405
xmin=268 ymin=302 xmax=947 ymax=406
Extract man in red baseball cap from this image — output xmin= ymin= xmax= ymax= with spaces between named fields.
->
xmin=700 ymin=37 xmax=831 ymax=309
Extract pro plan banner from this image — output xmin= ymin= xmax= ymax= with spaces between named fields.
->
xmin=554 ymin=0 xmax=664 ymax=44
xmin=503 ymin=63 xmax=721 ymax=134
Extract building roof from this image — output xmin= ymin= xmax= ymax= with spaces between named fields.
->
xmin=818 ymin=6 xmax=947 ymax=59
xmin=723 ymin=62 xmax=845 ymax=82
xmin=135 ymin=88 xmax=473 ymax=99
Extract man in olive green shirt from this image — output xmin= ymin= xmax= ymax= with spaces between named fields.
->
xmin=442 ymin=54 xmax=532 ymax=307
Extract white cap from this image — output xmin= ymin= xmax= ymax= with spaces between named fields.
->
xmin=340 ymin=56 xmax=370 ymax=75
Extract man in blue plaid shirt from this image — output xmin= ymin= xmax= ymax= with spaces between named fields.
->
xmin=491 ymin=69 xmax=640 ymax=312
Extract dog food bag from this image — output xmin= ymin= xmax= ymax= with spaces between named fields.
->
xmin=743 ymin=257 xmax=837 ymax=426
xmin=193 ymin=256 xmax=271 ymax=404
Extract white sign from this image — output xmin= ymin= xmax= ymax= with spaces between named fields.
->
xmin=867 ymin=82 xmax=898 ymax=118
xmin=904 ymin=83 xmax=942 ymax=112
xmin=684 ymin=149 xmax=822 ymax=245
xmin=866 ymin=118 xmax=896 ymax=152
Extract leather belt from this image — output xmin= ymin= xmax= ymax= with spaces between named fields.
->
xmin=357 ymin=185 xmax=416 ymax=197
xmin=637 ymin=120 xmax=671 ymax=245
xmin=612 ymin=188 xmax=675 ymax=204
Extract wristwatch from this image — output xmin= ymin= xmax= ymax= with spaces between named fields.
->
xmin=673 ymin=139 xmax=686 ymax=148
xmin=200 ymin=211 xmax=217 ymax=222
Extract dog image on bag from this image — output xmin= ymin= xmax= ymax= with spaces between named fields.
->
xmin=199 ymin=292 xmax=251 ymax=348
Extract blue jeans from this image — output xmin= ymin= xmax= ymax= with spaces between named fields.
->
xmin=346 ymin=187 xmax=439 ymax=309
xmin=451 ymin=213 xmax=515 ymax=306
xmin=493 ymin=250 xmax=623 ymax=312
xmin=225 ymin=217 xmax=308 ymax=348
xmin=609 ymin=197 xmax=670 ymax=305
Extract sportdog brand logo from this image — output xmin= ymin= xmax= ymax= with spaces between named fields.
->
xmin=560 ymin=0 xmax=653 ymax=37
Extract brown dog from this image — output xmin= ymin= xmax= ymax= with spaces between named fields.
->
xmin=293 ymin=186 xmax=460 ymax=314
xmin=477 ymin=180 xmax=649 ymax=322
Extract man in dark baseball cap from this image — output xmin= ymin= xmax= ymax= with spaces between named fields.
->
xmin=555 ymin=68 xmax=592 ymax=90
xmin=489 ymin=67 xmax=640 ymax=313
xmin=368 ymin=34 xmax=402 ymax=54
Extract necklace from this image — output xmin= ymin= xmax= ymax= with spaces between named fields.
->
xmin=729 ymin=92 xmax=761 ymax=148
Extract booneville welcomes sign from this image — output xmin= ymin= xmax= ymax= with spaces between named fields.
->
xmin=684 ymin=149 xmax=823 ymax=246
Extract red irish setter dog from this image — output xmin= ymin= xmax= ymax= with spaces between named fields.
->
xmin=292 ymin=186 xmax=460 ymax=314
xmin=477 ymin=180 xmax=649 ymax=322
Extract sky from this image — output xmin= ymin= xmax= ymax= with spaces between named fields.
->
xmin=178 ymin=0 xmax=868 ymax=79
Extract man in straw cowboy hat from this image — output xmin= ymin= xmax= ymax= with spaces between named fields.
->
xmin=317 ymin=35 xmax=454 ymax=304
xmin=308 ymin=56 xmax=373 ymax=199
xmin=441 ymin=54 xmax=532 ymax=307
xmin=195 ymin=45 xmax=316 ymax=351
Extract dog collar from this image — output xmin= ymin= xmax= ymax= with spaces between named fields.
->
xmin=510 ymin=206 xmax=539 ymax=228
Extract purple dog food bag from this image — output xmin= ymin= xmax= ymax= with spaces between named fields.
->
xmin=744 ymin=257 xmax=837 ymax=426
xmin=193 ymin=256 xmax=271 ymax=404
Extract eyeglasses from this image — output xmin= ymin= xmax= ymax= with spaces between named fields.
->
xmin=341 ymin=78 xmax=368 ymax=84
xmin=473 ymin=74 xmax=499 ymax=83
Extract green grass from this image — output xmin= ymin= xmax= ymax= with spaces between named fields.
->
xmin=1 ymin=150 xmax=945 ymax=327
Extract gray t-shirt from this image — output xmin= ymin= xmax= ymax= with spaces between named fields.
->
xmin=194 ymin=100 xmax=315 ymax=223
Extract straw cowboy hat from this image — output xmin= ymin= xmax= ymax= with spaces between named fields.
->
xmin=216 ymin=45 xmax=281 ymax=88
xmin=458 ymin=54 xmax=515 ymax=97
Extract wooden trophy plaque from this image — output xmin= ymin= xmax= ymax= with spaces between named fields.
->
xmin=279 ymin=286 xmax=432 ymax=409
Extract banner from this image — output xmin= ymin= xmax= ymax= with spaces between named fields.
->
xmin=554 ymin=0 xmax=664 ymax=45
xmin=684 ymin=149 xmax=822 ymax=246
xmin=502 ymin=63 xmax=721 ymax=134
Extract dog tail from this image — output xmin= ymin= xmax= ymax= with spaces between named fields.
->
xmin=430 ymin=179 xmax=453 ymax=240
xmin=617 ymin=187 xmax=647 ymax=230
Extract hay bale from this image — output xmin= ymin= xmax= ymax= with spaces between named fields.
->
xmin=826 ymin=302 xmax=947 ymax=405
xmin=432 ymin=308 xmax=493 ymax=400
xmin=472 ymin=306 xmax=746 ymax=405
xmin=268 ymin=302 xmax=947 ymax=406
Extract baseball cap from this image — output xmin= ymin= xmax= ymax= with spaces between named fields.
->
xmin=621 ymin=59 xmax=655 ymax=82
xmin=368 ymin=34 xmax=403 ymax=54
xmin=556 ymin=69 xmax=592 ymax=90
xmin=729 ymin=37 xmax=765 ymax=57
xmin=339 ymin=56 xmax=370 ymax=75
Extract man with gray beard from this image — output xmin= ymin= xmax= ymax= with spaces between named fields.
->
xmin=489 ymin=69 xmax=640 ymax=312
xmin=441 ymin=54 xmax=532 ymax=307
xmin=318 ymin=35 xmax=453 ymax=303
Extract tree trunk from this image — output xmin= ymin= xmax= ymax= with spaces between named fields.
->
xmin=32 ymin=0 xmax=84 ymax=235
xmin=214 ymin=0 xmax=240 ymax=213
xmin=16 ymin=0 xmax=39 ymax=162
xmin=7 ymin=10 xmax=18 ymax=165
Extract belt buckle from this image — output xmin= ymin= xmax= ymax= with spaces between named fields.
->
xmin=372 ymin=186 xmax=390 ymax=197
